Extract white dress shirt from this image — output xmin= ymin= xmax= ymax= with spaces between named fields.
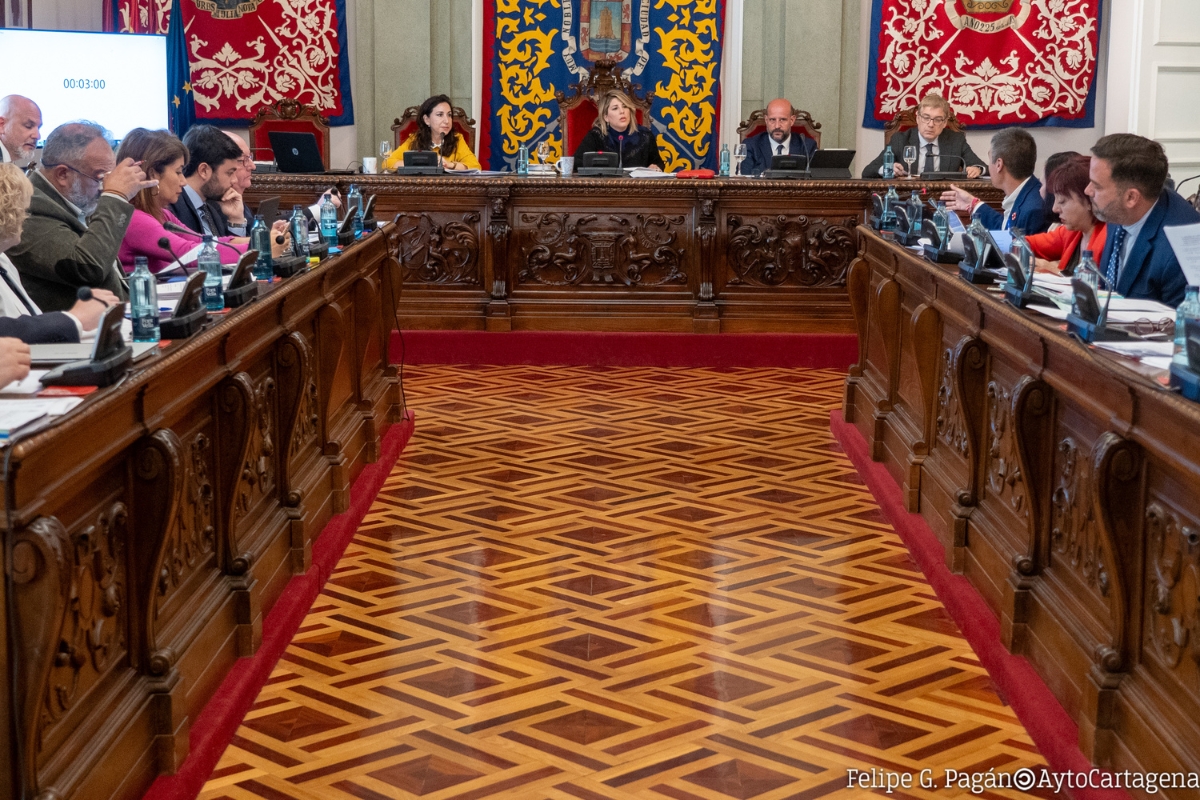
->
xmin=0 ymin=253 xmax=83 ymax=337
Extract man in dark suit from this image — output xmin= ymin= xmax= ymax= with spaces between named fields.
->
xmin=941 ymin=127 xmax=1047 ymax=234
xmin=862 ymin=93 xmax=985 ymax=179
xmin=169 ymin=125 xmax=244 ymax=237
xmin=739 ymin=99 xmax=817 ymax=176
xmin=1086 ymin=134 xmax=1200 ymax=307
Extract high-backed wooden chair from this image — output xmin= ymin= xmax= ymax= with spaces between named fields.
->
xmin=248 ymin=98 xmax=331 ymax=169
xmin=391 ymin=105 xmax=477 ymax=152
xmin=555 ymin=60 xmax=654 ymax=156
xmin=883 ymin=105 xmax=964 ymax=146
xmin=736 ymin=106 xmax=822 ymax=149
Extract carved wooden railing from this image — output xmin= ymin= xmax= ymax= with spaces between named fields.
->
xmin=844 ymin=226 xmax=1200 ymax=797
xmin=1 ymin=227 xmax=404 ymax=799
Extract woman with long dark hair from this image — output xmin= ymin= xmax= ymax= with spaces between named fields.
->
xmin=383 ymin=95 xmax=480 ymax=172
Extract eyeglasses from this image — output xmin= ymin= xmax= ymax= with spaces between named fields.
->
xmin=44 ymin=162 xmax=107 ymax=184
xmin=917 ymin=112 xmax=948 ymax=125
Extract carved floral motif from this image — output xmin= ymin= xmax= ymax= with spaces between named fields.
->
xmin=237 ymin=376 xmax=277 ymax=519
xmin=985 ymin=381 xmax=1025 ymax=513
xmin=1147 ymin=503 xmax=1200 ymax=670
xmin=159 ymin=433 xmax=215 ymax=605
xmin=517 ymin=213 xmax=688 ymax=287
xmin=395 ymin=212 xmax=481 ymax=285
xmin=1050 ymin=437 xmax=1109 ymax=597
xmin=725 ymin=215 xmax=857 ymax=288
xmin=291 ymin=379 xmax=320 ymax=459
xmin=936 ymin=348 xmax=968 ymax=456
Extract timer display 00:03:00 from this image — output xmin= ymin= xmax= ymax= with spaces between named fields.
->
xmin=63 ymin=79 xmax=106 ymax=89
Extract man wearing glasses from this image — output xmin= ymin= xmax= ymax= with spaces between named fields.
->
xmin=6 ymin=122 xmax=153 ymax=311
xmin=862 ymin=93 xmax=986 ymax=179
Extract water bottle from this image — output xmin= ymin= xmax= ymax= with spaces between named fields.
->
xmin=250 ymin=214 xmax=273 ymax=281
xmin=517 ymin=144 xmax=529 ymax=175
xmin=933 ymin=201 xmax=951 ymax=250
xmin=907 ymin=191 xmax=923 ymax=238
xmin=320 ymin=195 xmax=338 ymax=245
xmin=1174 ymin=286 xmax=1200 ymax=363
xmin=346 ymin=184 xmax=363 ymax=238
xmin=130 ymin=256 xmax=160 ymax=342
xmin=719 ymin=143 xmax=730 ymax=177
xmin=883 ymin=146 xmax=895 ymax=178
xmin=198 ymin=234 xmax=223 ymax=311
xmin=882 ymin=185 xmax=901 ymax=232
xmin=1078 ymin=249 xmax=1099 ymax=291
xmin=290 ymin=205 xmax=309 ymax=258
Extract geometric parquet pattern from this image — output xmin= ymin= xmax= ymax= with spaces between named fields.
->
xmin=200 ymin=365 xmax=1050 ymax=800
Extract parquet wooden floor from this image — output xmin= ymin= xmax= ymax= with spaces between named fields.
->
xmin=199 ymin=365 xmax=1049 ymax=800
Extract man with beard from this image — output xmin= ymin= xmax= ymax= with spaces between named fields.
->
xmin=169 ymin=124 xmax=243 ymax=237
xmin=0 ymin=95 xmax=42 ymax=167
xmin=739 ymin=99 xmax=817 ymax=176
xmin=1085 ymin=133 xmax=1200 ymax=307
xmin=6 ymin=122 xmax=151 ymax=311
xmin=215 ymin=130 xmax=255 ymax=235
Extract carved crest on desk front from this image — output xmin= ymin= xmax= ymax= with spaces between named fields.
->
xmin=1147 ymin=502 xmax=1200 ymax=671
xmin=517 ymin=212 xmax=688 ymax=287
xmin=1051 ymin=438 xmax=1109 ymax=598
xmin=161 ymin=432 xmax=215 ymax=604
xmin=395 ymin=212 xmax=481 ymax=285
xmin=985 ymin=381 xmax=1025 ymax=515
xmin=936 ymin=348 xmax=968 ymax=456
xmin=725 ymin=215 xmax=856 ymax=288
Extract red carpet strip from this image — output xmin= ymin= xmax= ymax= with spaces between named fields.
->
xmin=829 ymin=409 xmax=1131 ymax=800
xmin=143 ymin=412 xmax=415 ymax=800
xmin=393 ymin=330 xmax=858 ymax=369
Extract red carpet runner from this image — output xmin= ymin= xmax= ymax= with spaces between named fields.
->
xmin=830 ymin=410 xmax=1131 ymax=800
xmin=144 ymin=413 xmax=415 ymax=800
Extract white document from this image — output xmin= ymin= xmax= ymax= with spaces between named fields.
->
xmin=1095 ymin=341 xmax=1175 ymax=359
xmin=0 ymin=370 xmax=48 ymax=395
xmin=1164 ymin=223 xmax=1200 ymax=286
xmin=626 ymin=168 xmax=676 ymax=178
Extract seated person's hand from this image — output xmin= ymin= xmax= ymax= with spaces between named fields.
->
xmin=230 ymin=237 xmax=250 ymax=245
xmin=67 ymin=295 xmax=107 ymax=332
xmin=0 ymin=337 xmax=31 ymax=387
xmin=219 ymin=188 xmax=246 ymax=225
xmin=940 ymin=185 xmax=978 ymax=213
xmin=647 ymin=164 xmax=663 ymax=172
xmin=966 ymin=166 xmax=983 ymax=179
xmin=104 ymin=158 xmax=157 ymax=201
xmin=892 ymin=162 xmax=908 ymax=178
xmin=1034 ymin=257 xmax=1060 ymax=274
xmin=270 ymin=220 xmax=292 ymax=259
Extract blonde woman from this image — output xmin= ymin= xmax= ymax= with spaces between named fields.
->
xmin=573 ymin=90 xmax=664 ymax=171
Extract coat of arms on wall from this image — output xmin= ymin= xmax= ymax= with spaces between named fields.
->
xmin=580 ymin=0 xmax=632 ymax=63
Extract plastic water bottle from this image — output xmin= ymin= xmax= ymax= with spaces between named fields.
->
xmin=883 ymin=146 xmax=895 ymax=178
xmin=719 ymin=143 xmax=730 ymax=177
xmin=933 ymin=201 xmax=951 ymax=249
xmin=198 ymin=234 xmax=223 ymax=311
xmin=517 ymin=144 xmax=529 ymax=176
xmin=882 ymin=185 xmax=901 ymax=232
xmin=250 ymin=214 xmax=273 ymax=281
xmin=907 ymin=191 xmax=923 ymax=238
xmin=1174 ymin=286 xmax=1200 ymax=363
xmin=290 ymin=205 xmax=309 ymax=258
xmin=130 ymin=256 xmax=160 ymax=342
xmin=1078 ymin=249 xmax=1099 ymax=291
xmin=347 ymin=184 xmax=363 ymax=238
xmin=320 ymin=195 xmax=338 ymax=245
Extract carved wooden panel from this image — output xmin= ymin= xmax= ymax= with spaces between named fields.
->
xmin=1051 ymin=437 xmax=1111 ymax=601
xmin=395 ymin=212 xmax=482 ymax=285
xmin=1147 ymin=501 xmax=1200 ymax=681
xmin=984 ymin=380 xmax=1027 ymax=516
xmin=936 ymin=347 xmax=968 ymax=457
xmin=724 ymin=214 xmax=857 ymax=288
xmin=515 ymin=212 xmax=689 ymax=287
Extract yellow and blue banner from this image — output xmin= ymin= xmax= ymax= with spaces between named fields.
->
xmin=480 ymin=0 xmax=726 ymax=171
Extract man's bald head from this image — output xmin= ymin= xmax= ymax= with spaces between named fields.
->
xmin=764 ymin=98 xmax=796 ymax=144
xmin=223 ymin=129 xmax=254 ymax=192
xmin=0 ymin=95 xmax=42 ymax=167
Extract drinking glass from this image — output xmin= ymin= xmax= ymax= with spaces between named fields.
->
xmin=537 ymin=141 xmax=550 ymax=165
xmin=733 ymin=143 xmax=747 ymax=175
xmin=379 ymin=140 xmax=391 ymax=159
xmin=903 ymin=145 xmax=917 ymax=178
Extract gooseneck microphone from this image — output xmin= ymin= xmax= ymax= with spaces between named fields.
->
xmin=158 ymin=236 xmax=191 ymax=276
xmin=618 ymin=134 xmax=624 ymax=171
xmin=163 ymin=221 xmax=244 ymax=258
xmin=76 ymin=286 xmax=105 ymax=305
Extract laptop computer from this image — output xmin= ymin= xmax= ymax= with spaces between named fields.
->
xmin=268 ymin=131 xmax=326 ymax=174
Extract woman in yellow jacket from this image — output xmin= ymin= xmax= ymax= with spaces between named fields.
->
xmin=383 ymin=94 xmax=481 ymax=172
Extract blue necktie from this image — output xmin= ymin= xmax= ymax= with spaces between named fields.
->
xmin=1105 ymin=226 xmax=1126 ymax=290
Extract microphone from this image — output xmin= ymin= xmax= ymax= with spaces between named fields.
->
xmin=618 ymin=135 xmax=624 ymax=171
xmin=157 ymin=236 xmax=191 ymax=277
xmin=163 ymin=221 xmax=244 ymax=258
xmin=76 ymin=286 xmax=105 ymax=306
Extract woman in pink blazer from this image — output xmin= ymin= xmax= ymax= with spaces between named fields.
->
xmin=116 ymin=129 xmax=286 ymax=273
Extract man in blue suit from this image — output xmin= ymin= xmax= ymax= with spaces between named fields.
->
xmin=1086 ymin=133 xmax=1200 ymax=307
xmin=942 ymin=128 xmax=1047 ymax=234
xmin=739 ymin=99 xmax=817 ymax=176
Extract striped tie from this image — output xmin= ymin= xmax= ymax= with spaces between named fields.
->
xmin=1105 ymin=226 xmax=1126 ymax=290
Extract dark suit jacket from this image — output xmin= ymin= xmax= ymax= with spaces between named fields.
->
xmin=5 ymin=171 xmax=131 ymax=311
xmin=168 ymin=191 xmax=232 ymax=237
xmin=0 ymin=312 xmax=79 ymax=344
xmin=1099 ymin=189 xmax=1200 ymax=308
xmin=573 ymin=127 xmax=665 ymax=170
xmin=862 ymin=128 xmax=986 ymax=178
xmin=739 ymin=130 xmax=817 ymax=176
xmin=975 ymin=176 xmax=1047 ymax=234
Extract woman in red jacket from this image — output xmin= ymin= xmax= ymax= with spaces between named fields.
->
xmin=1026 ymin=154 xmax=1106 ymax=276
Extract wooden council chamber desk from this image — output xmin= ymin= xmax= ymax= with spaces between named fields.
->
xmin=247 ymin=174 xmax=1002 ymax=334
xmin=1 ymin=229 xmax=403 ymax=799
xmin=844 ymin=227 xmax=1200 ymax=792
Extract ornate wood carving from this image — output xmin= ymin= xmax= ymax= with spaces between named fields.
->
xmin=910 ymin=303 xmax=941 ymax=444
xmin=939 ymin=337 xmax=987 ymax=505
xmin=241 ymin=373 xmax=278 ymax=517
xmin=12 ymin=515 xmax=70 ymax=796
xmin=725 ymin=214 xmax=857 ymax=287
xmin=1147 ymin=503 xmax=1200 ymax=672
xmin=517 ymin=212 xmax=689 ymax=287
xmin=845 ymin=252 xmax=870 ymax=379
xmin=985 ymin=380 xmax=1025 ymax=513
xmin=395 ymin=212 xmax=481 ymax=285
xmin=277 ymin=332 xmax=314 ymax=490
xmin=936 ymin=347 xmax=968 ymax=457
xmin=216 ymin=372 xmax=256 ymax=572
xmin=1011 ymin=376 xmax=1052 ymax=570
xmin=1050 ymin=437 xmax=1105 ymax=594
